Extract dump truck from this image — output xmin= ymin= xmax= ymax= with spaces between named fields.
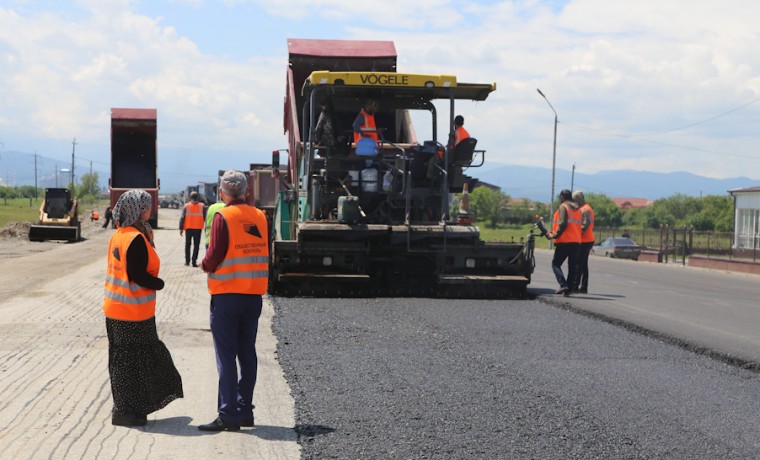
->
xmin=109 ymin=108 xmax=159 ymax=227
xmin=198 ymin=181 xmax=219 ymax=204
xmin=28 ymin=188 xmax=81 ymax=242
xmin=184 ymin=185 xmax=199 ymax=203
xmin=268 ymin=38 xmax=534 ymax=298
xmin=249 ymin=163 xmax=285 ymax=214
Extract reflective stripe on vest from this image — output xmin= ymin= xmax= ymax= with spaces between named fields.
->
xmin=207 ymin=205 xmax=269 ymax=295
xmin=353 ymin=109 xmax=378 ymax=143
xmin=552 ymin=203 xmax=582 ymax=244
xmin=103 ymin=227 xmax=160 ymax=321
xmin=183 ymin=201 xmax=205 ymax=230
xmin=581 ymin=203 xmax=595 ymax=243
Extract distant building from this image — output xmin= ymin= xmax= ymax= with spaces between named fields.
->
xmin=472 ymin=180 xmax=501 ymax=192
xmin=611 ymin=197 xmax=653 ymax=209
xmin=729 ymin=186 xmax=760 ymax=250
xmin=502 ymin=197 xmax=538 ymax=224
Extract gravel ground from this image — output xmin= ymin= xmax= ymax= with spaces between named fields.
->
xmin=0 ymin=214 xmax=110 ymax=258
xmin=272 ymin=296 xmax=760 ymax=460
xmin=0 ymin=217 xmax=114 ymax=301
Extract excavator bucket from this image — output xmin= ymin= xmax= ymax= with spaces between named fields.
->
xmin=28 ymin=224 xmax=80 ymax=242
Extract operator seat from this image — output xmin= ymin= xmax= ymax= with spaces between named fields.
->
xmin=45 ymin=197 xmax=67 ymax=219
xmin=451 ymin=138 xmax=477 ymax=167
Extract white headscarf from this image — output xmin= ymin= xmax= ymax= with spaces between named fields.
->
xmin=113 ymin=189 xmax=154 ymax=245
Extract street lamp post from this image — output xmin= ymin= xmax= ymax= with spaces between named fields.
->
xmin=537 ymin=88 xmax=557 ymax=248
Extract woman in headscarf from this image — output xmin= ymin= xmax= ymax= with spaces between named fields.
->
xmin=104 ymin=190 xmax=183 ymax=427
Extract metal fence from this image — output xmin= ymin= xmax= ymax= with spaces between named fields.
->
xmin=595 ymin=226 xmax=759 ymax=264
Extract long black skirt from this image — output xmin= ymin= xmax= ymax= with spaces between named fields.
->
xmin=106 ymin=317 xmax=183 ymax=416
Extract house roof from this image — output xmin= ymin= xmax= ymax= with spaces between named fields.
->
xmin=611 ymin=197 xmax=653 ymax=208
xmin=729 ymin=186 xmax=760 ymax=194
xmin=473 ymin=180 xmax=501 ymax=192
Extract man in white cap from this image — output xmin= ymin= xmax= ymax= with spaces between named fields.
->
xmin=572 ymin=190 xmax=595 ymax=294
xmin=198 ymin=169 xmax=270 ymax=432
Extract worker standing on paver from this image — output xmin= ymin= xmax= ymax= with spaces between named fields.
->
xmin=179 ymin=191 xmax=206 ymax=267
xmin=199 ymin=170 xmax=269 ymax=432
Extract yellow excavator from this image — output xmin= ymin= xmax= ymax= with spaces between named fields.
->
xmin=28 ymin=188 xmax=81 ymax=242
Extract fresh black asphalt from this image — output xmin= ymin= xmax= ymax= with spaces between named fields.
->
xmin=272 ymin=296 xmax=760 ymax=460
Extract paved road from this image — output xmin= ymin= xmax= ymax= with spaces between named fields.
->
xmin=0 ymin=209 xmax=299 ymax=460
xmin=274 ymin=295 xmax=760 ymax=459
xmin=531 ymin=249 xmax=760 ymax=366
xmin=271 ymin=248 xmax=760 ymax=459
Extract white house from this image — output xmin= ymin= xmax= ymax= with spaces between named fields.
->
xmin=729 ymin=186 xmax=760 ymax=249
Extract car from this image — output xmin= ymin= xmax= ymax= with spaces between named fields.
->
xmin=592 ymin=237 xmax=641 ymax=260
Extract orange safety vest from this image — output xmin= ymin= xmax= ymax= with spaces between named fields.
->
xmin=353 ymin=109 xmax=378 ymax=143
xmin=183 ymin=201 xmax=205 ymax=230
xmin=207 ymin=205 xmax=269 ymax=295
xmin=454 ymin=126 xmax=470 ymax=146
xmin=552 ymin=202 xmax=582 ymax=244
xmin=104 ymin=227 xmax=160 ymax=321
xmin=580 ymin=203 xmax=595 ymax=243
xmin=92 ymin=211 xmax=100 ymax=220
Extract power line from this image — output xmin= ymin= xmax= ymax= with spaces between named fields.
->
xmin=631 ymin=96 xmax=760 ymax=136
xmin=557 ymin=95 xmax=760 ymax=160
xmin=562 ymin=122 xmax=760 ymax=161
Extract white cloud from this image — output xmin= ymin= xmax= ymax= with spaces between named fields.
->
xmin=2 ymin=0 xmax=760 ymax=188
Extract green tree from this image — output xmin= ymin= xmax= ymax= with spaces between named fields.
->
xmin=18 ymin=185 xmax=38 ymax=199
xmin=622 ymin=207 xmax=647 ymax=227
xmin=76 ymin=172 xmax=101 ymax=203
xmin=584 ymin=193 xmax=622 ymax=227
xmin=77 ymin=172 xmax=100 ymax=197
xmin=470 ymin=186 xmax=508 ymax=228
xmin=702 ymin=195 xmax=733 ymax=232
xmin=643 ymin=204 xmax=675 ymax=228
xmin=505 ymin=199 xmax=535 ymax=225
xmin=650 ymin=194 xmax=700 ymax=223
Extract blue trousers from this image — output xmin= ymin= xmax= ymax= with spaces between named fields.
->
xmin=552 ymin=242 xmax=580 ymax=290
xmin=209 ymin=293 xmax=262 ymax=424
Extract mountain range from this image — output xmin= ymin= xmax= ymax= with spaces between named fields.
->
xmin=472 ymin=163 xmax=759 ymax=202
xmin=1 ymin=151 xmax=757 ymax=202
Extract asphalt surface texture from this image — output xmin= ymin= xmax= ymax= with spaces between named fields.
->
xmin=272 ymin=296 xmax=760 ymax=460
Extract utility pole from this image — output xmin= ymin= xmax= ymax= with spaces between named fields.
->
xmin=71 ymin=138 xmax=77 ymax=188
xmin=571 ymin=163 xmax=576 ymax=191
xmin=537 ymin=88 xmax=558 ymax=249
xmin=34 ymin=152 xmax=38 ymax=199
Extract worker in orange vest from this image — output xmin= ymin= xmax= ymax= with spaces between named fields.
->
xmin=199 ymin=170 xmax=269 ymax=432
xmin=104 ymin=189 xmax=183 ymax=427
xmin=452 ymin=115 xmax=470 ymax=147
xmin=572 ymin=190 xmax=595 ymax=294
xmin=180 ymin=191 xmax=206 ymax=267
xmin=546 ymin=189 xmax=582 ymax=296
xmin=91 ymin=210 xmax=100 ymax=221
xmin=353 ymin=99 xmax=380 ymax=144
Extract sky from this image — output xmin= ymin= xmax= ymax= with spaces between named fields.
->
xmin=1 ymin=0 xmax=759 ymax=194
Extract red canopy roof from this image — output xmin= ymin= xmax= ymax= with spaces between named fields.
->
xmin=287 ymin=38 xmax=396 ymax=58
xmin=111 ymin=108 xmax=157 ymax=120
